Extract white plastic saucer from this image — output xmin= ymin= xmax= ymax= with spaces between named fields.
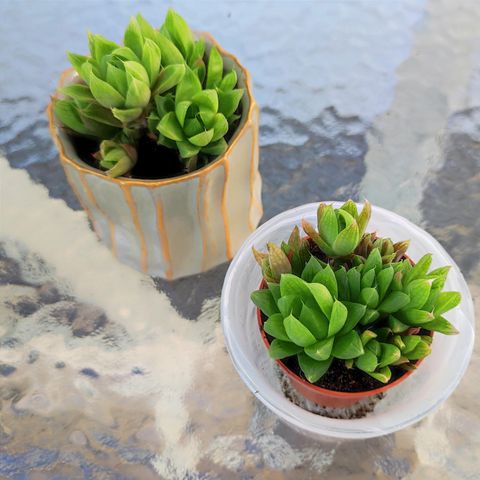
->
xmin=221 ymin=202 xmax=475 ymax=439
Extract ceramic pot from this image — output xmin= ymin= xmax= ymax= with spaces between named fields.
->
xmin=256 ymin=286 xmax=431 ymax=408
xmin=47 ymin=33 xmax=262 ymax=279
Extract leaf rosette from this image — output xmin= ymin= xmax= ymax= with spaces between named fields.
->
xmin=251 ymin=199 xmax=461 ymax=384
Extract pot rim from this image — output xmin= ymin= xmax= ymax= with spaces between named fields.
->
xmin=47 ymin=31 xmax=256 ymax=188
xmin=256 ymin=278 xmax=431 ymax=399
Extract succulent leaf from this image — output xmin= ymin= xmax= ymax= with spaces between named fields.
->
xmin=220 ymin=69 xmax=237 ymax=91
xmin=378 ymin=343 xmax=401 ymax=368
xmin=305 ymin=337 xmax=334 ymax=361
xmin=218 ymin=88 xmax=244 ymax=119
xmin=335 ymin=267 xmax=349 ymax=300
xmin=401 ymin=335 xmax=422 ymax=354
xmin=135 ymin=13 xmax=157 ymax=40
xmin=81 ymin=103 xmax=123 ymax=127
xmin=388 ymin=315 xmax=410 ymax=333
xmin=299 ymin=303 xmax=329 ymax=340
xmin=434 ymin=291 xmax=461 ymax=316
xmin=251 ymin=289 xmax=279 ymax=317
xmin=124 ymin=17 xmax=144 ymax=59
xmin=422 ymin=316 xmax=459 ymax=335
xmin=280 ymin=274 xmax=310 ymax=301
xmin=327 ymin=300 xmax=348 ymax=337
xmin=405 ymin=279 xmax=431 ymax=310
xmin=89 ymin=73 xmax=124 ymax=108
xmin=339 ymin=301 xmax=366 ymax=334
xmin=399 ymin=309 xmax=435 ymax=326
xmin=59 ymin=84 xmax=95 ymax=102
xmin=307 ymin=283 xmax=334 ymax=318
xmin=363 ymin=248 xmax=382 ymax=273
xmin=55 ymin=99 xmax=98 ymax=137
xmin=332 ymin=330 xmax=364 ymax=359
xmin=206 ymin=46 xmax=223 ymax=89
xmin=360 ymin=288 xmax=379 ymax=309
xmin=268 ymin=283 xmax=281 ymax=302
xmin=361 ymin=269 xmax=376 ymax=289
xmin=404 ymin=341 xmax=431 ymax=360
xmin=263 ymin=313 xmax=290 ymax=341
xmin=318 ymin=204 xmax=338 ymax=245
xmin=269 ymin=340 xmax=303 ymax=360
xmin=356 ymin=200 xmax=372 ymax=237
xmin=340 ymin=199 xmax=358 ymax=218
xmin=284 ymin=314 xmax=317 ymax=347
xmin=200 ymin=138 xmax=227 ymax=156
xmin=356 ymin=349 xmax=378 ymax=372
xmin=332 ymin=221 xmax=360 ymax=257
xmin=277 ymin=295 xmax=302 ymax=318
xmin=163 ymin=8 xmax=195 ymax=59
xmin=377 ymin=266 xmax=394 ymax=300
xmin=157 ymin=111 xmax=185 ymax=141
xmin=360 ymin=330 xmax=377 ymax=345
xmin=368 ymin=366 xmax=391 ymax=383
xmin=298 ymin=353 xmax=332 ymax=383
xmin=404 ymin=254 xmax=432 ymax=286
xmin=312 ymin=265 xmax=338 ymax=298
xmin=347 ymin=268 xmax=361 ymax=301
xmin=378 ymin=291 xmax=410 ymax=313
xmin=189 ymin=129 xmax=214 ymax=147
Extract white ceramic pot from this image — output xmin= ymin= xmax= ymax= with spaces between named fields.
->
xmin=221 ymin=202 xmax=475 ymax=439
xmin=48 ymin=34 xmax=262 ymax=279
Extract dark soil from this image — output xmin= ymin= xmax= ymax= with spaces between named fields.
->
xmin=284 ymin=355 xmax=404 ymax=392
xmin=66 ymin=105 xmax=242 ymax=180
xmin=69 ymin=134 xmax=99 ymax=166
xmin=262 ymin=316 xmax=408 ymax=393
xmin=307 ymin=239 xmax=330 ymax=263
xmin=70 ymin=134 xmax=186 ymax=179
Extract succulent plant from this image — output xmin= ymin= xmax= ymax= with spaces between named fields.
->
xmin=148 ymin=56 xmax=243 ymax=170
xmin=355 ymin=232 xmax=409 ymax=265
xmin=53 ymin=9 xmax=244 ymax=177
xmin=252 ymin=226 xmax=310 ymax=282
xmin=251 ymin=199 xmax=461 ymax=385
xmin=302 ymin=200 xmax=371 ymax=258
xmin=93 ymin=140 xmax=138 ymax=178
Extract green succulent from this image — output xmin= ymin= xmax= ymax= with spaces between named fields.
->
xmin=302 ymin=200 xmax=371 ymax=258
xmin=160 ymin=9 xmax=207 ymax=81
xmin=93 ymin=140 xmax=137 ymax=178
xmin=53 ymin=9 xmax=244 ymax=177
xmin=355 ymin=232 xmax=410 ymax=265
xmin=148 ymin=46 xmax=243 ymax=171
xmin=251 ymin=199 xmax=461 ymax=385
xmin=252 ymin=226 xmax=310 ymax=282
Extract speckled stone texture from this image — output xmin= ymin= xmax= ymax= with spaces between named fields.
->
xmin=1 ymin=1 xmax=479 ymax=479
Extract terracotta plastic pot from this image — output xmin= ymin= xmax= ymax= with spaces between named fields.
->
xmin=47 ymin=33 xmax=262 ymax=279
xmin=256 ymin=280 xmax=431 ymax=408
